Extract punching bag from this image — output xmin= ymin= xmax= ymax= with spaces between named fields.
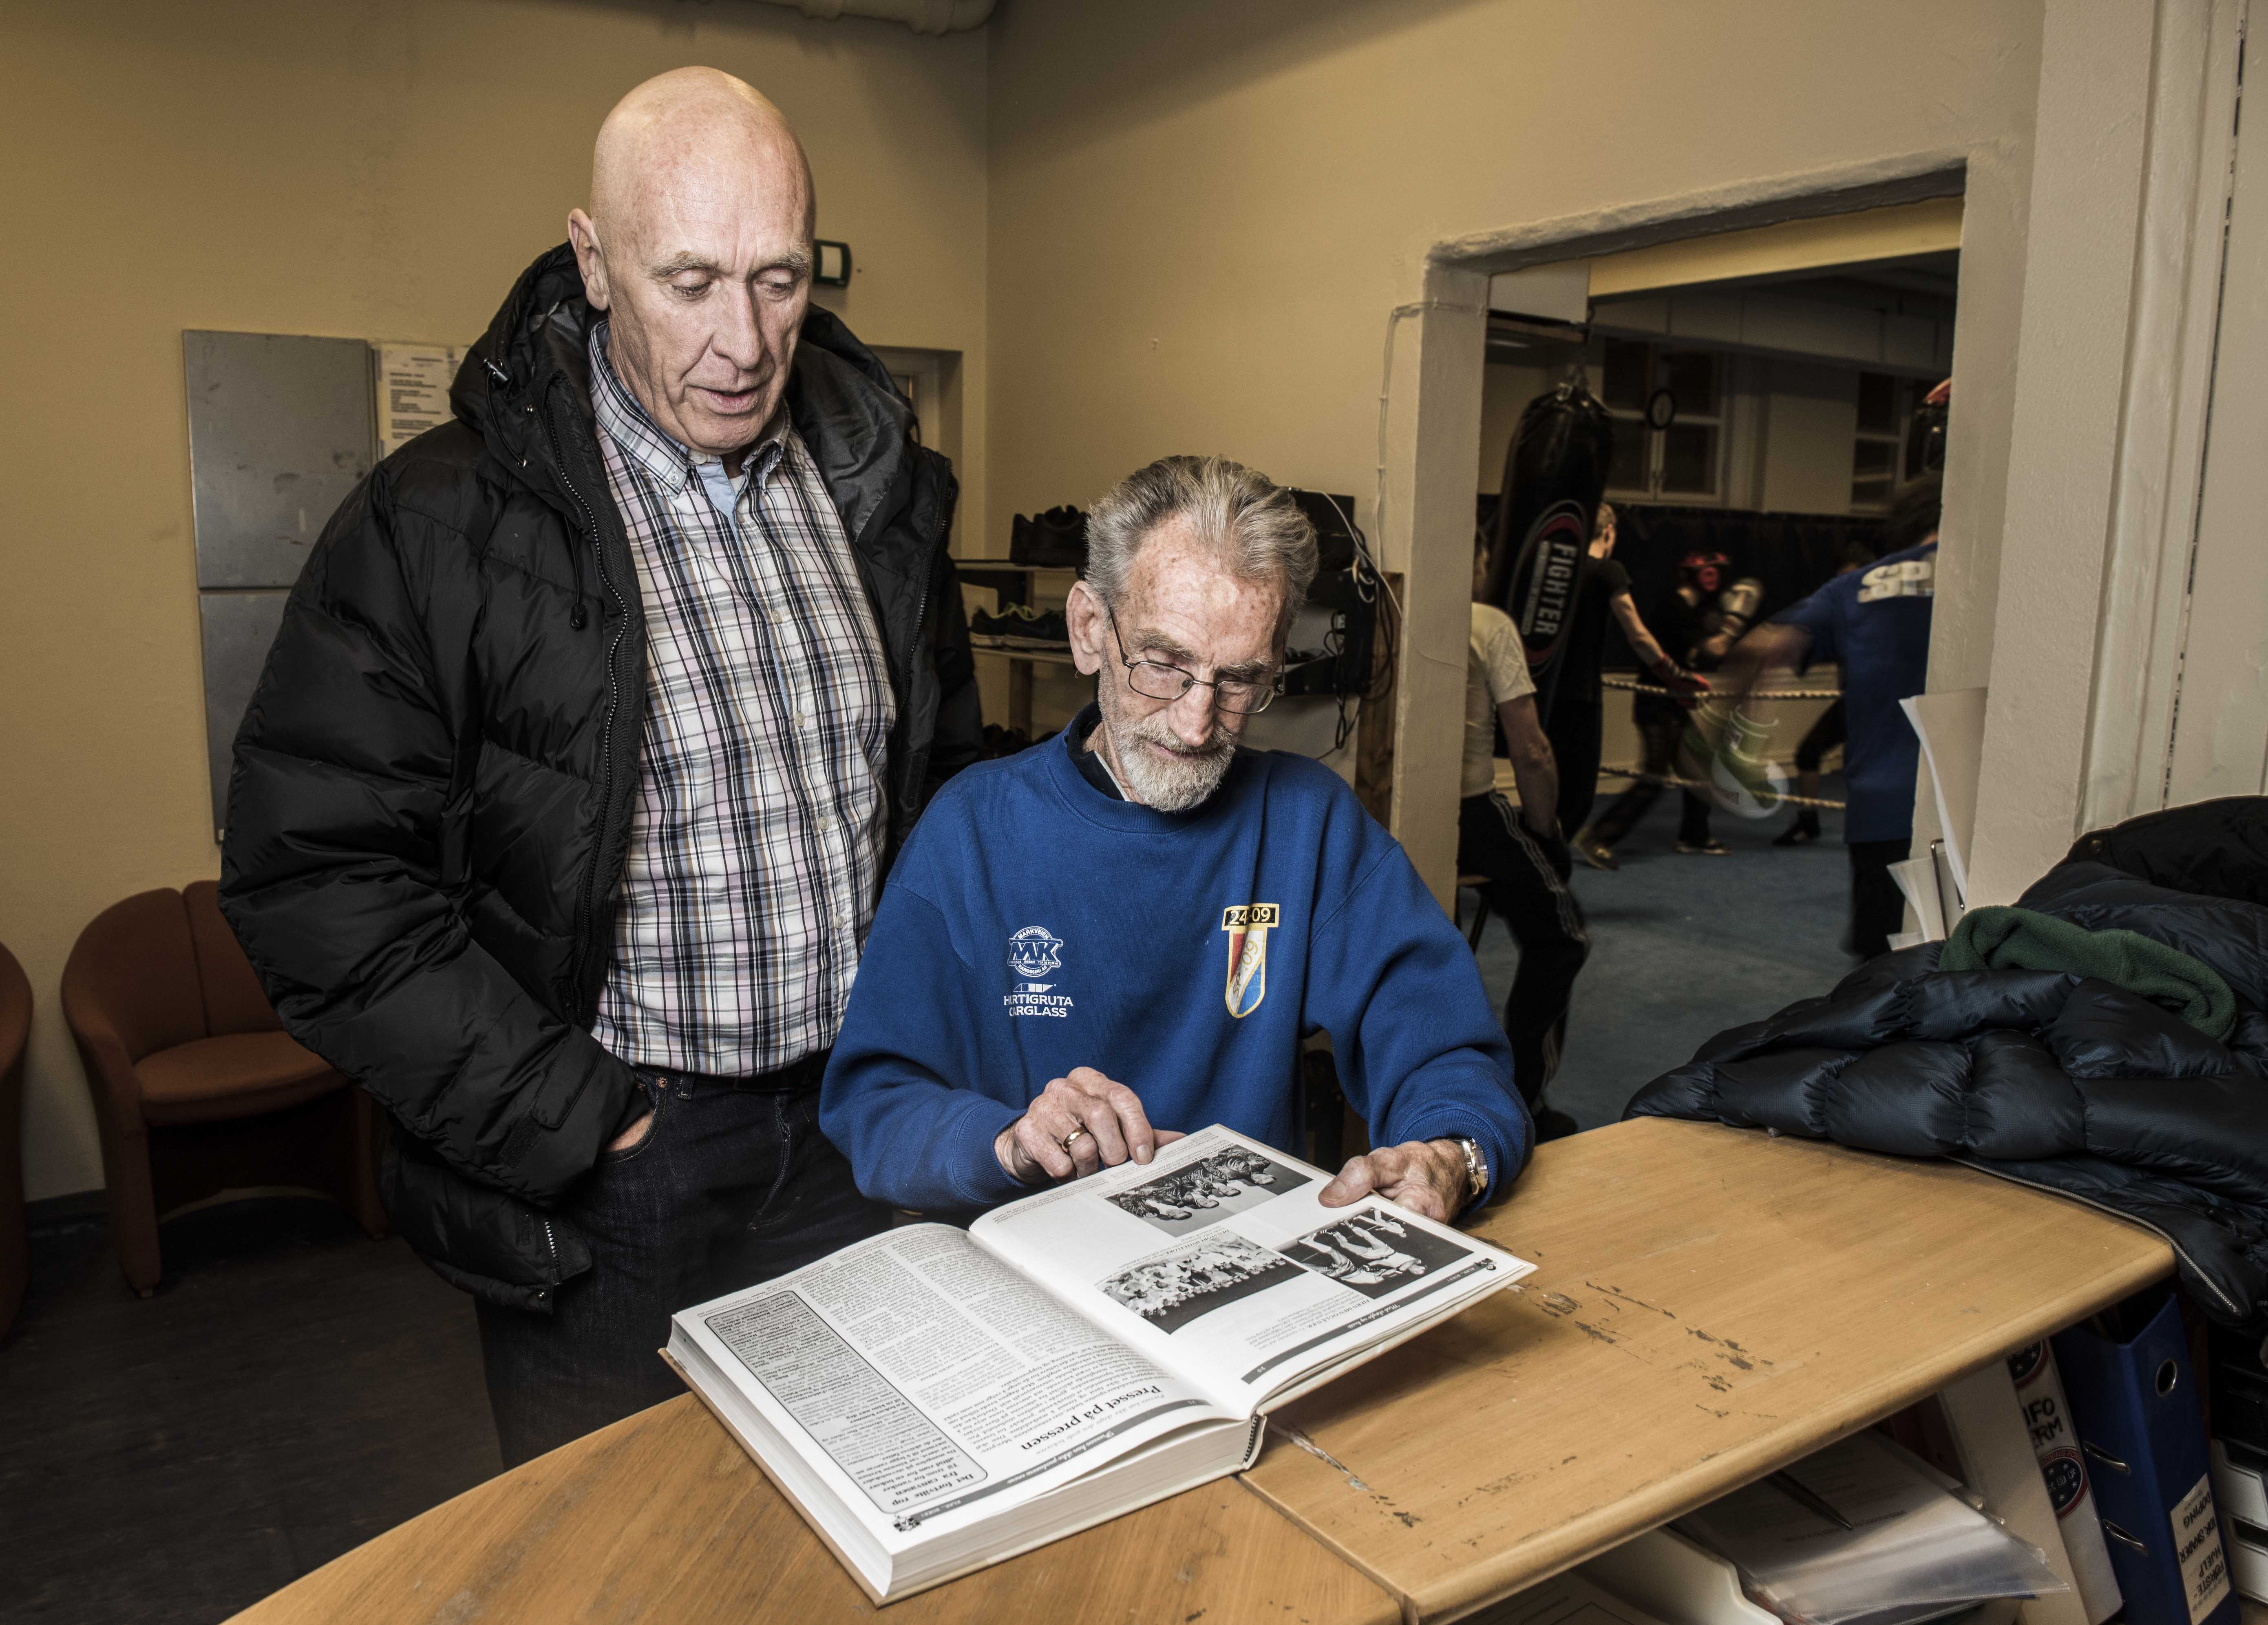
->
xmin=1490 ymin=384 xmax=1616 ymax=724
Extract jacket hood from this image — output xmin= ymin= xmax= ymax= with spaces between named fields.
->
xmin=453 ymin=245 xmax=586 ymax=459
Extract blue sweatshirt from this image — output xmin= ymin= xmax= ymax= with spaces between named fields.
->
xmin=819 ymin=709 xmax=1530 ymax=1216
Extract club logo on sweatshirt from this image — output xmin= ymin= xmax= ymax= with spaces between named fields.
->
xmin=1005 ymin=926 xmax=1072 ymax=1018
xmin=1221 ymin=904 xmax=1279 ymax=1019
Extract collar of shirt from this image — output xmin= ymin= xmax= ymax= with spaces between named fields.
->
xmin=1067 ymin=702 xmax=1126 ymax=800
xmin=587 ymin=319 xmax=790 ymax=511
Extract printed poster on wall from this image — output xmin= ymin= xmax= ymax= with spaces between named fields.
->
xmin=375 ymin=342 xmax=465 ymax=456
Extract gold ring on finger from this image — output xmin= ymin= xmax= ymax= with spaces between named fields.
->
xmin=1062 ymin=1128 xmax=1089 ymax=1152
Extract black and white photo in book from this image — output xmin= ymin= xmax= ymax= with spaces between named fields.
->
xmin=1277 ymin=1208 xmax=1474 ymax=1299
xmin=1103 ymin=1147 xmax=1315 ymax=1238
xmin=1098 ymin=1233 xmax=1305 ymax=1335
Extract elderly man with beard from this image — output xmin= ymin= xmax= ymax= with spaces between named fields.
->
xmin=820 ymin=456 xmax=1529 ymax=1224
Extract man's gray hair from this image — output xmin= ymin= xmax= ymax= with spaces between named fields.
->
xmin=1084 ymin=456 xmax=1319 ymax=627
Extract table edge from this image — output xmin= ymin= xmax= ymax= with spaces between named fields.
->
xmin=1238 ymin=1239 xmax=2172 ymax=1623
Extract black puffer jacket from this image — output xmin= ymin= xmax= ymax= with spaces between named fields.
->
xmin=219 ymin=245 xmax=980 ymax=1308
xmin=1627 ymin=798 xmax=2268 ymax=1329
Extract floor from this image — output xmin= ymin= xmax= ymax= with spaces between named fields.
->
xmin=0 ymin=776 xmax=1855 ymax=1625
xmin=0 ymin=1197 xmax=499 ymax=1625
xmin=1469 ymin=774 xmax=1855 ymax=1130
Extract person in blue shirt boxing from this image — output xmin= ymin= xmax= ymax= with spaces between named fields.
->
xmin=820 ymin=455 xmax=1530 ymax=1224
xmin=1709 ymin=474 xmax=1942 ymax=958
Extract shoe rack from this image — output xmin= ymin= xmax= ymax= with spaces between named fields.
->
xmin=958 ymin=562 xmax=1078 ymax=735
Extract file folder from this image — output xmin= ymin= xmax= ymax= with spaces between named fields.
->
xmin=2053 ymin=1289 xmax=2238 ymax=1625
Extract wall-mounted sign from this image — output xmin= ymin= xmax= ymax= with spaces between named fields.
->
xmin=375 ymin=342 xmax=464 ymax=455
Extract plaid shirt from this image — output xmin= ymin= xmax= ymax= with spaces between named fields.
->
xmin=587 ymin=325 xmax=895 ymax=1076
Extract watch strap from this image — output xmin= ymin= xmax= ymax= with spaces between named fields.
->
xmin=1455 ymin=1136 xmax=1487 ymax=1206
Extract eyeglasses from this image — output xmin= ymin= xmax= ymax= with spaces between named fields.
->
xmin=1108 ymin=612 xmax=1281 ymax=714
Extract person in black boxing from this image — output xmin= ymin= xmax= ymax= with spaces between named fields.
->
xmin=1574 ymin=546 xmax=1730 ymax=868
xmin=1556 ymin=507 xmax=1708 ymax=863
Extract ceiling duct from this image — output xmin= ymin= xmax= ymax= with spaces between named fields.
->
xmin=745 ymin=0 xmax=996 ymax=33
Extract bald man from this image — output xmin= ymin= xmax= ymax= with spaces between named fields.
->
xmin=221 ymin=68 xmax=981 ymax=1464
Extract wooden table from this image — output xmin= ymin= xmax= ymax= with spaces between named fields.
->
xmin=1241 ymin=1117 xmax=2175 ymax=1623
xmin=231 ymin=1391 xmax=1400 ymax=1624
xmin=231 ymin=1117 xmax=2175 ymax=1625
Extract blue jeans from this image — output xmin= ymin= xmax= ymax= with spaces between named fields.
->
xmin=474 ymin=1058 xmax=888 ymax=1466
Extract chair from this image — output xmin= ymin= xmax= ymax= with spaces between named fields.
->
xmin=60 ymin=882 xmax=384 ymax=1294
xmin=0 ymin=941 xmax=30 ymax=1339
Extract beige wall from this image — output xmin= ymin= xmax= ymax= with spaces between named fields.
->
xmin=0 ymin=0 xmax=988 ymax=1200
xmin=1758 ymin=361 xmax=1864 ymax=515
xmin=985 ymin=0 xmax=2044 ymax=895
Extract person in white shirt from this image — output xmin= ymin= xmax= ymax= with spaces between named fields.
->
xmin=1457 ymin=531 xmax=1588 ymax=1140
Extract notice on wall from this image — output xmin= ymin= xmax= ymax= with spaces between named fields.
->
xmin=374 ymin=342 xmax=464 ymax=456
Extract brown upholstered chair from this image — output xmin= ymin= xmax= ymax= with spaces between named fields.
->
xmin=60 ymin=882 xmax=384 ymax=1294
xmin=0 ymin=941 xmax=30 ymax=1339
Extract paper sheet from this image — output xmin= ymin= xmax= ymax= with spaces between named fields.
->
xmin=374 ymin=341 xmax=464 ymax=456
xmin=1890 ymin=855 xmax=1946 ymax=943
xmin=1899 ymin=688 xmax=1988 ymax=904
xmin=1675 ymin=1431 xmax=2067 ymax=1625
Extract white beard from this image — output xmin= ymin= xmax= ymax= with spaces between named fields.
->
xmin=1096 ymin=690 xmax=1237 ymax=812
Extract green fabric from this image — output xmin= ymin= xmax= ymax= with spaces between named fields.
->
xmin=1939 ymin=904 xmax=2236 ymax=1039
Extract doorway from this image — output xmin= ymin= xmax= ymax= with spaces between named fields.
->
xmin=1455 ymin=199 xmax=1965 ymax=1129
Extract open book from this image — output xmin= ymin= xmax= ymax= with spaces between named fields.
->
xmin=665 ymin=1124 xmax=1532 ymax=1603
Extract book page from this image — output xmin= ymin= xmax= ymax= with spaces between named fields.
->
xmin=674 ymin=1224 xmax=1226 ymax=1553
xmin=972 ymin=1126 xmax=1532 ymax=1414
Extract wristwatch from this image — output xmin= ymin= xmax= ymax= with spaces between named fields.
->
xmin=1453 ymin=1136 xmax=1488 ymax=1210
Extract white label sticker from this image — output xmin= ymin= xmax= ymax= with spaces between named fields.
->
xmin=2173 ymin=1469 xmax=2232 ymax=1624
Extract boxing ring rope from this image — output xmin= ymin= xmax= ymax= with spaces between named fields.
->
xmin=1592 ymin=765 xmax=1848 ymax=812
xmin=1559 ymin=677 xmax=1854 ymax=810
xmin=1600 ymin=675 xmax=1848 ymax=702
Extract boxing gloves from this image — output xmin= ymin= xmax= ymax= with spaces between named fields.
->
xmin=1678 ymin=697 xmax=1790 ymax=820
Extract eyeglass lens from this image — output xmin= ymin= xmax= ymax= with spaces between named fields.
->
xmin=1124 ymin=661 xmax=1273 ymax=713
xmin=1109 ymin=611 xmax=1276 ymax=713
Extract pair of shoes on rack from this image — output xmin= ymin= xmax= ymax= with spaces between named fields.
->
xmin=969 ymin=604 xmax=1071 ymax=646
xmin=1676 ymin=839 xmax=1732 ymax=857
xmin=1570 ymin=828 xmax=1618 ymax=871
xmin=1010 ymin=505 xmax=1087 ymax=569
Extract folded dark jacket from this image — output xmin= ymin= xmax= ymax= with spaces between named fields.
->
xmin=1626 ymin=797 xmax=2268 ymax=1330
xmin=1941 ymin=904 xmax=2235 ymax=1039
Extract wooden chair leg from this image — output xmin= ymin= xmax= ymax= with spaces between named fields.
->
xmin=101 ymin=1124 xmax=163 ymax=1295
xmin=348 ymin=1089 xmax=388 ymax=1239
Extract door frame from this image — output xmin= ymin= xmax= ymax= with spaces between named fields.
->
xmin=1380 ymin=154 xmax=1991 ymax=905
xmin=1380 ymin=0 xmax=2244 ymax=911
